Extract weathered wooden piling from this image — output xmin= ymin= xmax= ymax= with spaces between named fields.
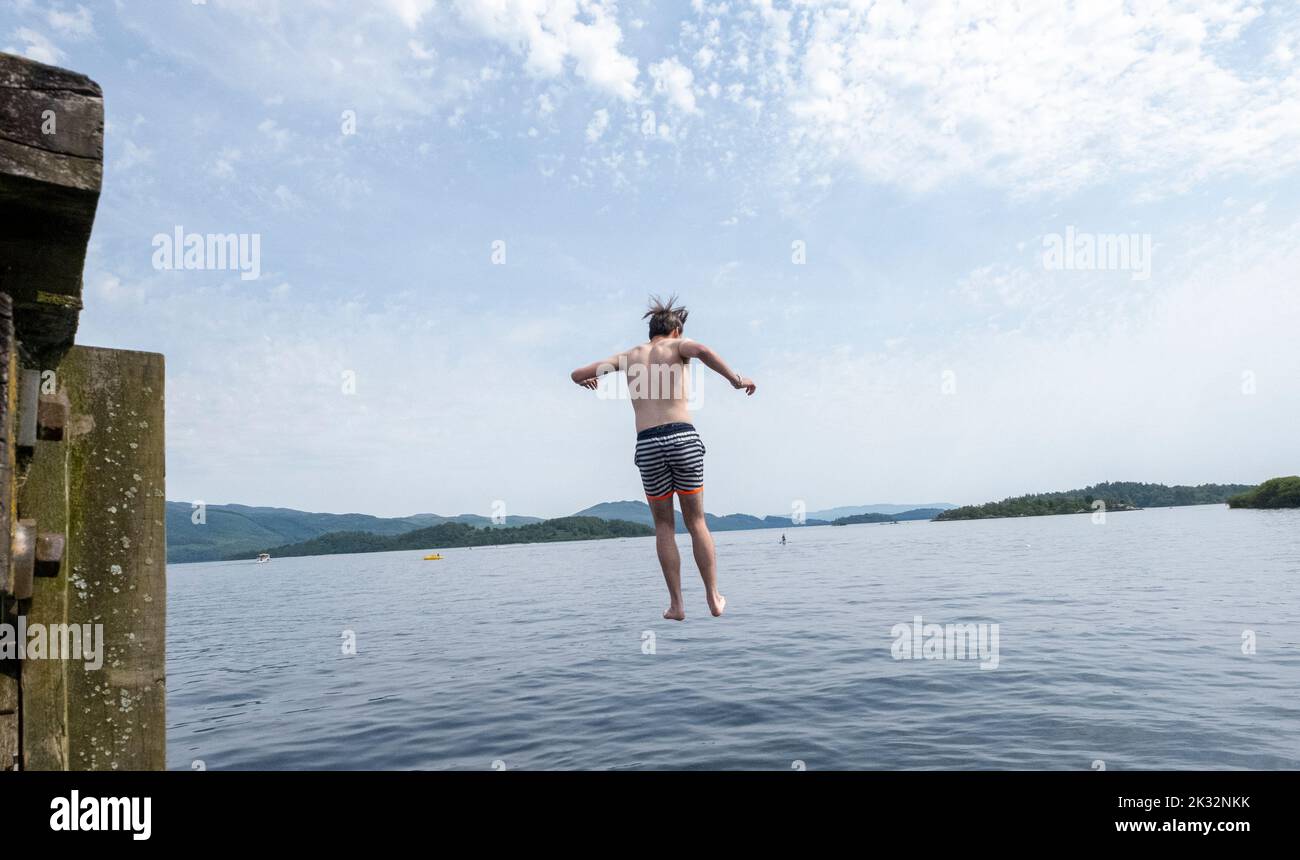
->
xmin=1 ymin=52 xmax=166 ymax=770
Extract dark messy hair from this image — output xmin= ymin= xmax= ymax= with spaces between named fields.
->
xmin=644 ymin=294 xmax=688 ymax=338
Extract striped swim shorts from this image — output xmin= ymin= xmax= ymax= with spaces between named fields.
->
xmin=634 ymin=422 xmax=705 ymax=501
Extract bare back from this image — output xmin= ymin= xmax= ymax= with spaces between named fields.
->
xmin=621 ymin=337 xmax=693 ymax=432
xmin=569 ymin=299 xmax=749 ymax=621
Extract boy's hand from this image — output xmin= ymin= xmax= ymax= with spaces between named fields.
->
xmin=576 ymin=377 xmax=599 ymax=390
xmin=734 ymin=376 xmax=756 ymax=395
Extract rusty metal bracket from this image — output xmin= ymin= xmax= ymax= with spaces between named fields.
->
xmin=10 ymin=518 xmax=35 ymax=601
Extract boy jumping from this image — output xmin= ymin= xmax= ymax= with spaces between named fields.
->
xmin=570 ymin=296 xmax=756 ymax=620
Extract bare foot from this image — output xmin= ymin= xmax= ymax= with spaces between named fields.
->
xmin=663 ymin=605 xmax=686 ymax=621
xmin=707 ymin=592 xmax=726 ymax=617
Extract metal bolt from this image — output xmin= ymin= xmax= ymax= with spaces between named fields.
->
xmin=35 ymin=532 xmax=65 ymax=577
xmin=36 ymin=392 xmax=69 ymax=441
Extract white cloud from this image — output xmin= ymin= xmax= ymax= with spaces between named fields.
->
xmin=47 ymin=5 xmax=93 ymax=39
xmin=408 ymin=39 xmax=436 ymax=60
xmin=585 ymin=108 xmax=610 ymax=141
xmin=649 ymin=56 xmax=698 ymax=113
xmin=114 ymin=139 xmax=152 ymax=171
xmin=7 ymin=27 xmax=62 ymax=64
xmin=958 ymin=264 xmax=1044 ymax=310
xmin=325 ymin=173 xmax=374 ymax=210
xmin=210 ymin=147 xmax=242 ymax=179
xmin=257 ymin=118 xmax=292 ymax=150
xmin=114 ymin=0 xmax=642 ymax=117
xmin=453 ymin=0 xmax=640 ymax=99
xmin=693 ymin=0 xmax=1300 ymax=197
xmin=270 ymin=184 xmax=303 ymax=210
xmin=387 ymin=0 xmax=436 ymax=30
xmin=114 ymin=2 xmax=456 ymax=116
xmin=90 ymin=272 xmax=139 ymax=304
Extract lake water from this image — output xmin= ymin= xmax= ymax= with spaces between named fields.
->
xmin=166 ymin=505 xmax=1300 ymax=770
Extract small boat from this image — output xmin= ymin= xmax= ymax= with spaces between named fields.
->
xmin=423 ymin=553 xmax=443 ymax=560
xmin=255 ymin=553 xmax=271 ymax=563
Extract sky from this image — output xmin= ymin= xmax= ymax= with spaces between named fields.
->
xmin=4 ymin=0 xmax=1299 ymax=519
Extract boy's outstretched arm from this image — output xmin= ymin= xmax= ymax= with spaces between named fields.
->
xmin=570 ymin=352 xmax=624 ymax=390
xmin=680 ymin=341 xmax=756 ymax=395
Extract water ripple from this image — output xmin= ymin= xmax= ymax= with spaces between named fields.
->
xmin=167 ymin=506 xmax=1300 ymax=770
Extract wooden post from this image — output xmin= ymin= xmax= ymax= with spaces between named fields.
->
xmin=1 ymin=53 xmax=165 ymax=770
xmin=13 ymin=347 xmax=167 ymax=769
xmin=0 ymin=293 xmax=16 ymax=771
xmin=54 ymin=346 xmax=166 ymax=770
xmin=9 ymin=347 xmax=166 ymax=772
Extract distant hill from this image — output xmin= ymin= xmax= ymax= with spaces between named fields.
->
xmin=936 ymin=482 xmax=1254 ymax=521
xmin=831 ymin=513 xmax=896 ymax=525
xmin=1227 ymin=477 xmax=1300 ymax=509
xmin=166 ymin=501 xmax=540 ymax=563
xmin=573 ymin=501 xmax=660 ymax=527
xmin=805 ymin=503 xmax=956 ymax=520
xmin=172 ymin=482 xmax=1257 ymax=563
xmin=831 ymin=508 xmax=947 ymax=526
xmin=892 ymin=508 xmax=947 ymax=521
xmin=239 ymin=516 xmax=652 ymax=559
xmin=573 ymin=500 xmax=829 ymax=533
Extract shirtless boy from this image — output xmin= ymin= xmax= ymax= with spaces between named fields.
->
xmin=570 ymin=296 xmax=756 ymax=620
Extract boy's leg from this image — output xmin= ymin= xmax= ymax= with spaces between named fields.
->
xmin=678 ymin=491 xmax=725 ymax=616
xmin=649 ymin=496 xmax=685 ymax=620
